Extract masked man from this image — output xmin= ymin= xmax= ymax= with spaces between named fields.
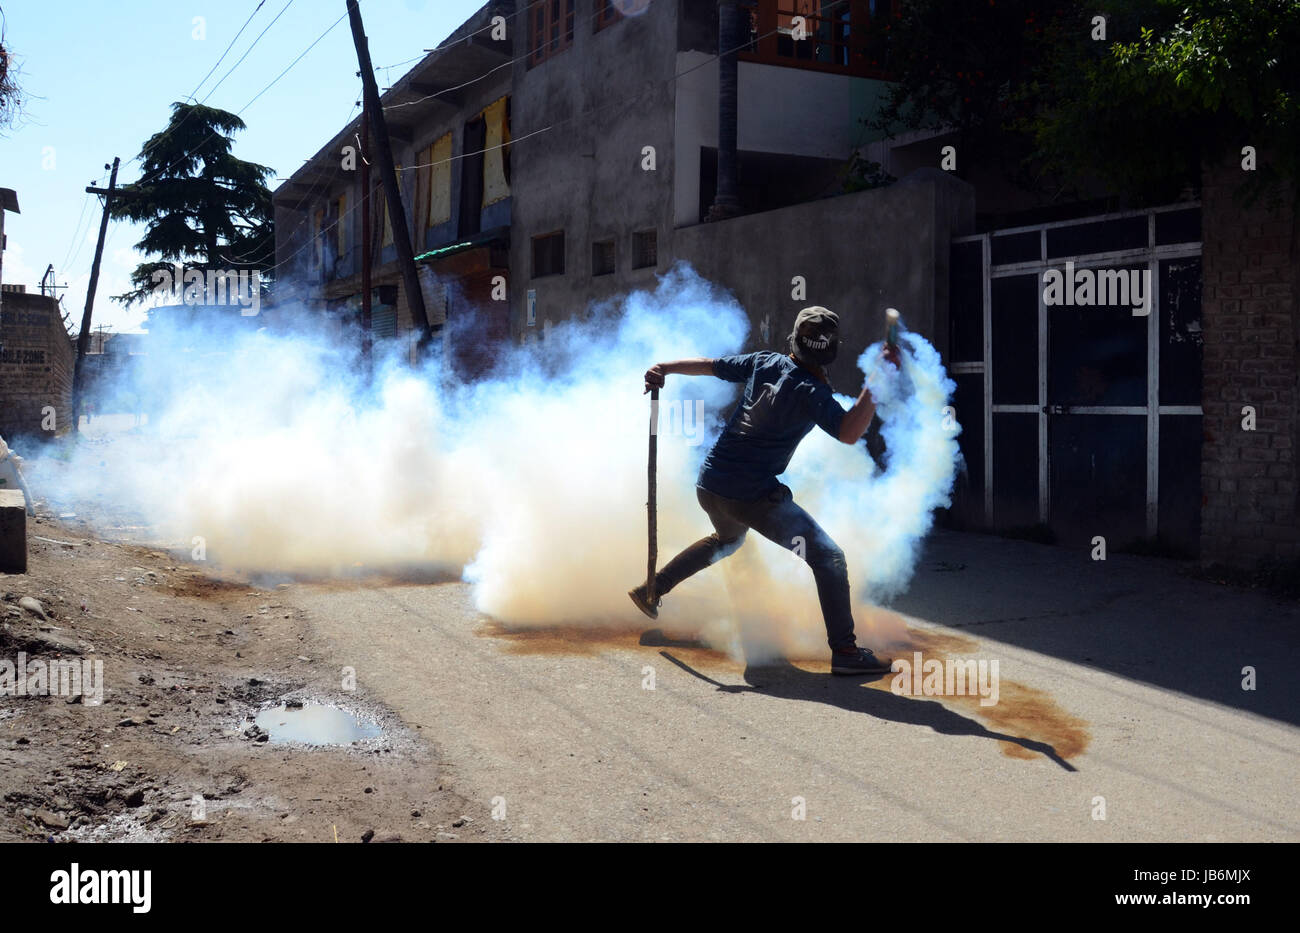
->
xmin=631 ymin=306 xmax=898 ymax=675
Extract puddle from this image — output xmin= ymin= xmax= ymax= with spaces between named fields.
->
xmin=252 ymin=703 xmax=381 ymax=746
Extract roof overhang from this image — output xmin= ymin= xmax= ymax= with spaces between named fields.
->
xmin=272 ymin=1 xmax=511 ymax=204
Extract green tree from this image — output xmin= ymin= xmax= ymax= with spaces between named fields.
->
xmin=870 ymin=0 xmax=1091 ymax=189
xmin=1036 ymin=0 xmax=1300 ymax=206
xmin=111 ymin=103 xmax=275 ymax=305
xmin=875 ymin=0 xmax=1297 ymax=206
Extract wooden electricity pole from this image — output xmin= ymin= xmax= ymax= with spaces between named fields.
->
xmin=346 ymin=0 xmax=430 ymax=357
xmin=73 ymin=156 xmax=119 ymax=429
xmin=359 ymin=105 xmax=373 ymax=368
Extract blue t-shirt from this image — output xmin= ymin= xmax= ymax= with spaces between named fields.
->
xmin=698 ymin=351 xmax=846 ymax=501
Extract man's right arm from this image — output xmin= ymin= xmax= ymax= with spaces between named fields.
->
xmin=643 ymin=358 xmax=717 ymax=393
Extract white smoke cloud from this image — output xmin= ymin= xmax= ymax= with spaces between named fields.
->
xmin=29 ymin=264 xmax=960 ymax=661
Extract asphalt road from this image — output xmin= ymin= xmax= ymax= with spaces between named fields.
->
xmin=281 ymin=530 xmax=1300 ymax=842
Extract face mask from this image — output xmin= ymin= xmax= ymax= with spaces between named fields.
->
xmin=794 ymin=329 xmax=839 ymax=367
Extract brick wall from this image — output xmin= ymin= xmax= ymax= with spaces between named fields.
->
xmin=0 ymin=290 xmax=75 ymax=442
xmin=1199 ymin=158 xmax=1300 ymax=566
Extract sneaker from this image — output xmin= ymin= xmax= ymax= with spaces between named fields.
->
xmin=628 ymin=584 xmax=660 ymax=620
xmin=830 ymin=646 xmax=892 ymax=675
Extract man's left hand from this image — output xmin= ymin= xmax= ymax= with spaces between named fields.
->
xmin=883 ymin=345 xmax=901 ymax=368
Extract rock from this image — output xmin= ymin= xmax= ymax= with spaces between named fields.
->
xmin=410 ymin=809 xmax=421 ymax=818
xmin=34 ymin=809 xmax=69 ymax=830
xmin=124 ymin=788 xmax=145 ymax=807
xmin=18 ymin=596 xmax=47 ymax=621
xmin=32 ymin=631 xmax=82 ymax=655
xmin=451 ymin=817 xmax=466 ymax=828
xmin=374 ymin=832 xmax=403 ymax=843
xmin=284 ymin=698 xmax=304 ymax=710
xmin=118 ymin=718 xmax=140 ymax=728
xmin=255 ymin=733 xmax=269 ymax=743
xmin=436 ymin=831 xmax=459 ymax=840
xmin=360 ymin=829 xmax=375 ymax=843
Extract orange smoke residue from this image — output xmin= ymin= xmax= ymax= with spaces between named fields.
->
xmin=477 ymin=610 xmax=1091 ymax=764
xmin=867 ymin=627 xmax=1092 ymax=762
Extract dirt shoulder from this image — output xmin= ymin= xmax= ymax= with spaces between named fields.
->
xmin=0 ymin=507 xmax=508 ymax=843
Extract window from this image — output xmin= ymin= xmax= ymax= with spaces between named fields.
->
xmin=592 ymin=238 xmax=616 ymax=276
xmin=532 ymin=231 xmax=565 ymax=278
xmin=481 ymin=97 xmax=511 ymax=206
xmin=459 ymin=120 xmax=485 ymax=238
xmin=595 ymin=0 xmax=623 ymax=32
xmin=381 ymin=164 xmax=402 ymax=247
xmin=740 ymin=0 xmax=897 ymax=79
xmin=335 ymin=193 xmax=347 ymax=260
xmin=632 ymin=229 xmax=657 ymax=269
xmin=312 ymin=208 xmax=325 ymax=269
xmin=528 ymin=0 xmax=575 ymax=68
xmin=416 ymin=134 xmax=453 ymax=230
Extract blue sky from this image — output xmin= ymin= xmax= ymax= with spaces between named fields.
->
xmin=2 ymin=0 xmax=484 ymax=332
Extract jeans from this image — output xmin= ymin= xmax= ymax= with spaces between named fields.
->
xmin=652 ymin=484 xmax=857 ymax=650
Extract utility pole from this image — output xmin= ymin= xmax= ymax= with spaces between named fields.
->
xmin=346 ymin=0 xmax=430 ymax=357
xmin=359 ymin=105 xmax=373 ymax=369
xmin=706 ymin=0 xmax=742 ymax=221
xmin=73 ymin=156 xmax=119 ymax=430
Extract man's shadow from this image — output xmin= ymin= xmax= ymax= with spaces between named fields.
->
xmin=645 ymin=635 xmax=1077 ymax=772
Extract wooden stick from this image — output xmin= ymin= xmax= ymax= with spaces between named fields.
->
xmin=646 ymin=387 xmax=659 ymax=601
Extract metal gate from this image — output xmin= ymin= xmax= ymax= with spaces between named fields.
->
xmin=948 ymin=204 xmax=1204 ymax=553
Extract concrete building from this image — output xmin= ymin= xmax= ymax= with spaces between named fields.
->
xmin=274 ymin=0 xmax=959 ymax=385
xmin=274 ymin=1 xmax=1295 ymax=569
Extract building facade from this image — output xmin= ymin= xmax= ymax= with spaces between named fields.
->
xmin=273 ymin=1 xmax=1296 ymax=568
xmin=273 ymin=0 xmax=952 ymax=386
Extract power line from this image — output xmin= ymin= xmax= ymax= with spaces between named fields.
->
xmin=188 ymin=0 xmax=267 ymax=102
xmin=61 ymin=166 xmax=111 ymax=274
xmin=194 ymin=5 xmax=535 ymax=270
xmin=384 ymin=1 xmax=627 ymax=113
xmin=238 ymin=7 xmax=347 ymax=113
xmin=132 ymin=0 xmax=272 ymax=168
xmin=200 ymin=0 xmax=296 ymax=108
xmin=224 ymin=94 xmax=361 ymax=265
xmin=58 ymin=183 xmax=98 ymax=273
xmin=133 ymin=6 xmax=346 ymax=191
xmin=265 ymin=19 xmax=788 ymax=279
xmin=373 ymin=1 xmax=526 ymax=75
